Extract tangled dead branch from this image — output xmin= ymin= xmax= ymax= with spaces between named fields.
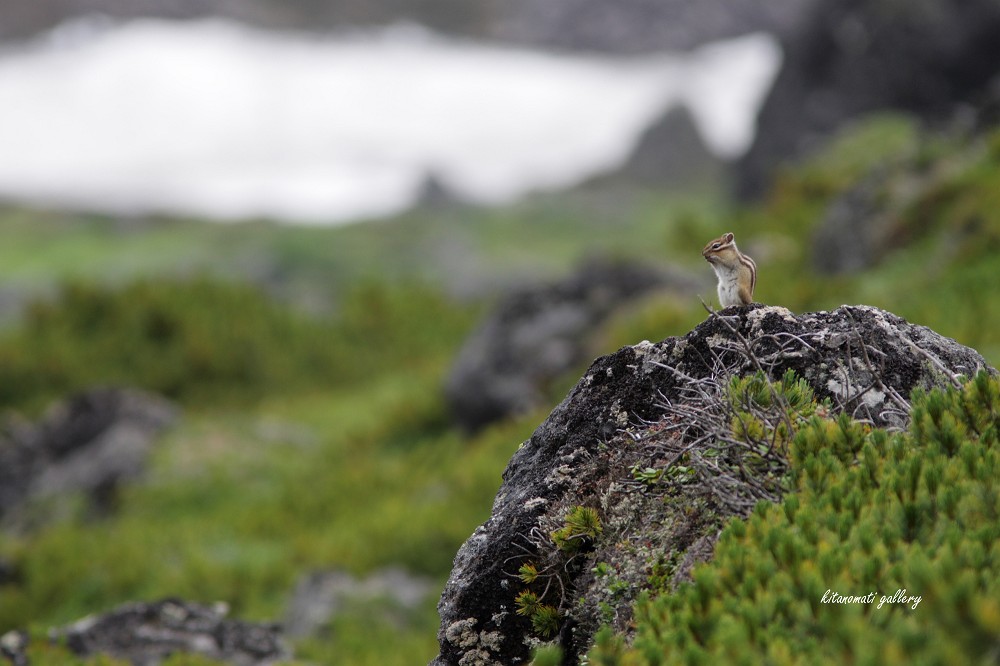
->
xmin=638 ymin=305 xmax=914 ymax=516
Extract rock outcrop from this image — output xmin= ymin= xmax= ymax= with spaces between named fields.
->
xmin=590 ymin=105 xmax=723 ymax=192
xmin=444 ymin=258 xmax=701 ymax=433
xmin=736 ymin=0 xmax=1000 ymax=198
xmin=432 ymin=304 xmax=994 ymax=665
xmin=0 ymin=599 xmax=288 ymax=665
xmin=0 ymin=387 xmax=177 ymax=525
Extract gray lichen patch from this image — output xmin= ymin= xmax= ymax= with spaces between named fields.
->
xmin=747 ymin=304 xmax=797 ymax=330
xmin=444 ymin=619 xmax=481 ymax=650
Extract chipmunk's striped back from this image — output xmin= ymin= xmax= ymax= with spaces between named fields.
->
xmin=741 ymin=251 xmax=757 ymax=295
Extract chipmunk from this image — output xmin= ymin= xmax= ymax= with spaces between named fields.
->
xmin=702 ymin=232 xmax=756 ymax=307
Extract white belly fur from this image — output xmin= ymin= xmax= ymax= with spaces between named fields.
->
xmin=714 ymin=267 xmax=742 ymax=307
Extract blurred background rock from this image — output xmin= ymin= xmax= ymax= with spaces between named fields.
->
xmin=0 ymin=0 xmax=807 ymax=50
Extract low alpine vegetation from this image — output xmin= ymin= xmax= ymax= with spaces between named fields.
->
xmin=584 ymin=371 xmax=1000 ymax=665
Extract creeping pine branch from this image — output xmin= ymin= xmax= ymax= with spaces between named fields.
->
xmin=637 ymin=305 xmax=926 ymax=515
xmin=506 ymin=517 xmax=588 ymax=612
xmin=700 ymin=299 xmax=797 ymax=440
xmin=638 ymin=301 xmax=909 ymax=516
xmin=647 ymin=363 xmax=793 ymax=514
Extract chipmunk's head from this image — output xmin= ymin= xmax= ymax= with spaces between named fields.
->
xmin=702 ymin=232 xmax=736 ymax=264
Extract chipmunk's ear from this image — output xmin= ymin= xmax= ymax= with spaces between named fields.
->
xmin=724 ymin=232 xmax=735 ymax=243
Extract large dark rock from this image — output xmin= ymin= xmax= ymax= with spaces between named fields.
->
xmin=0 ymin=387 xmax=177 ymax=525
xmin=736 ymin=0 xmax=1000 ymax=198
xmin=48 ymin=599 xmax=288 ymax=665
xmin=444 ymin=258 xmax=701 ymax=433
xmin=431 ymin=304 xmax=994 ymax=665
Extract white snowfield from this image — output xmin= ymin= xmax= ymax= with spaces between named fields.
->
xmin=0 ymin=18 xmax=781 ymax=224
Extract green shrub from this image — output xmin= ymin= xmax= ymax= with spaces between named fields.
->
xmin=551 ymin=506 xmax=603 ymax=554
xmin=0 ymin=277 xmax=473 ymax=412
xmin=588 ymin=371 xmax=1000 ymax=665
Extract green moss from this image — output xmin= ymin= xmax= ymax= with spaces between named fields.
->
xmin=589 ymin=372 xmax=1000 ymax=665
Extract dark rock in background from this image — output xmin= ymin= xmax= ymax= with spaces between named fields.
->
xmin=808 ymin=153 xmax=944 ymax=276
xmin=432 ymin=304 xmax=994 ymax=665
xmin=0 ymin=558 xmax=18 ymax=586
xmin=0 ymin=630 xmax=28 ymax=666
xmin=972 ymin=75 xmax=1000 ymax=131
xmin=0 ymin=1 xmax=280 ymax=42
xmin=444 ymin=258 xmax=701 ymax=433
xmin=593 ymin=105 xmax=723 ymax=191
xmin=736 ymin=0 xmax=1000 ymax=198
xmin=488 ymin=0 xmax=809 ymax=54
xmin=0 ymin=387 xmax=177 ymax=526
xmin=811 ymin=167 xmax=892 ymax=275
xmin=51 ymin=599 xmax=288 ymax=665
xmin=414 ymin=172 xmax=464 ymax=211
xmin=0 ymin=0 xmax=809 ymax=53
xmin=284 ymin=568 xmax=434 ymax=638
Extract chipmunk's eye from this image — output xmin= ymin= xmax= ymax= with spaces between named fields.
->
xmin=712 ymin=243 xmax=720 ymax=249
